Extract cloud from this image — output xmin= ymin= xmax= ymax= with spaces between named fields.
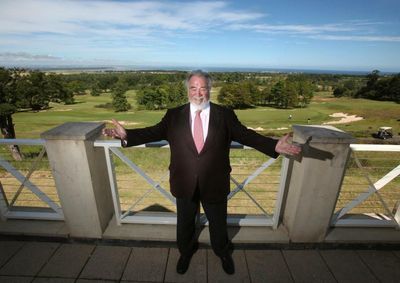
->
xmin=0 ymin=0 xmax=263 ymax=35
xmin=0 ymin=1 xmax=397 ymax=43
xmin=308 ymin=34 xmax=400 ymax=42
xmin=0 ymin=52 xmax=62 ymax=61
xmin=228 ymin=23 xmax=356 ymax=34
xmin=0 ymin=0 xmax=399 ymax=68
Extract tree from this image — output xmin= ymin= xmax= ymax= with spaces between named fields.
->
xmin=296 ymin=79 xmax=314 ymax=107
xmin=260 ymin=85 xmax=273 ymax=105
xmin=271 ymin=81 xmax=284 ymax=107
xmin=218 ymin=83 xmax=254 ymax=109
xmin=90 ymin=82 xmax=101 ymax=97
xmin=355 ymin=70 xmax=400 ymax=102
xmin=111 ymin=80 xmax=131 ymax=112
xmin=0 ymin=68 xmax=73 ymax=160
xmin=0 ymin=68 xmax=22 ymax=160
xmin=67 ymin=80 xmax=86 ymax=95
xmin=136 ymin=82 xmax=187 ymax=110
xmin=271 ymin=81 xmax=298 ymax=109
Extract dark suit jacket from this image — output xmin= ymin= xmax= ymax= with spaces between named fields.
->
xmin=125 ymin=102 xmax=279 ymax=202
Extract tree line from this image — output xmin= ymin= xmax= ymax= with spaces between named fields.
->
xmin=217 ymin=75 xmax=314 ymax=109
xmin=333 ymin=70 xmax=400 ymax=102
xmin=2 ymin=67 xmax=399 ymax=148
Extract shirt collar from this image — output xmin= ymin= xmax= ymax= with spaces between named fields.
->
xmin=190 ymin=100 xmax=210 ymax=114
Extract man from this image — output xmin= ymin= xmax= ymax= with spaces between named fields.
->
xmin=103 ymin=70 xmax=301 ymax=275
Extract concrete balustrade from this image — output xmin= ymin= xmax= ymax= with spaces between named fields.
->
xmin=2 ymin=122 xmax=397 ymax=243
xmin=41 ymin=122 xmax=113 ymax=238
xmin=283 ymin=125 xmax=355 ymax=242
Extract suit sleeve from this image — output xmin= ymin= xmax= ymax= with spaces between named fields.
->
xmin=124 ymin=110 xmax=169 ymax=147
xmin=228 ymin=109 xmax=280 ymax=159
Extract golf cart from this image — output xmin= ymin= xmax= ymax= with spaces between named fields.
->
xmin=372 ymin=127 xmax=393 ymax=139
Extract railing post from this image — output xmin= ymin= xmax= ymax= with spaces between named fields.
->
xmin=41 ymin=122 xmax=114 ymax=238
xmin=0 ymin=182 xmax=8 ymax=221
xmin=283 ymin=125 xmax=355 ymax=242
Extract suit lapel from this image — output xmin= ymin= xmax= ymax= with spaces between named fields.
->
xmin=200 ymin=102 xmax=220 ymax=155
xmin=180 ymin=104 xmax=199 ymax=155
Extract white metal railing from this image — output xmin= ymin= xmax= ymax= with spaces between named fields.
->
xmin=0 ymin=139 xmax=64 ymax=221
xmin=94 ymin=139 xmax=289 ymax=228
xmin=332 ymin=144 xmax=400 ymax=228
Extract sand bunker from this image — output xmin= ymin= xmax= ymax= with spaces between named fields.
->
xmin=323 ymin=112 xmax=364 ymax=125
xmin=248 ymin=127 xmax=265 ymax=131
xmin=103 ymin=120 xmax=140 ymax=126
xmin=248 ymin=127 xmax=289 ymax=131
xmin=42 ymin=108 xmax=72 ymax=112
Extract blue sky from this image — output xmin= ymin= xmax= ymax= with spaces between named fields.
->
xmin=0 ymin=0 xmax=399 ymax=71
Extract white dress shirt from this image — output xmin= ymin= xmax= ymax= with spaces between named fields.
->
xmin=190 ymin=101 xmax=210 ymax=142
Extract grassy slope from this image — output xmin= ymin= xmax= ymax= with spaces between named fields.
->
xmin=12 ymin=90 xmax=399 ymax=139
xmin=4 ymin=90 xmax=399 ymax=214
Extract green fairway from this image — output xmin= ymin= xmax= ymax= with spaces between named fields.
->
xmin=2 ymin=90 xmax=399 ymax=216
xmin=12 ymin=90 xmax=399 ymax=139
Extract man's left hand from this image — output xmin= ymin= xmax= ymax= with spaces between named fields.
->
xmin=275 ymin=133 xmax=302 ymax=156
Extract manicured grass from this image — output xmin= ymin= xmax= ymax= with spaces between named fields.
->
xmin=12 ymin=90 xmax=399 ymax=139
xmin=2 ymin=90 xmax=399 ymax=216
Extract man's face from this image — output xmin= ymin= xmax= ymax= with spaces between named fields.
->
xmin=188 ymin=75 xmax=210 ymax=106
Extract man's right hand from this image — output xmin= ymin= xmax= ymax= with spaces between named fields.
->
xmin=102 ymin=119 xmax=127 ymax=140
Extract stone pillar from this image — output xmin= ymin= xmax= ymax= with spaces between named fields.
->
xmin=42 ymin=122 xmax=113 ymax=238
xmin=283 ymin=125 xmax=355 ymax=242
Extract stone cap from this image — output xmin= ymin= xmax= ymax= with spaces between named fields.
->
xmin=293 ymin=125 xmax=356 ymax=144
xmin=41 ymin=122 xmax=105 ymax=140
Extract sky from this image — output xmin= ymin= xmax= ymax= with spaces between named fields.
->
xmin=0 ymin=0 xmax=399 ymax=72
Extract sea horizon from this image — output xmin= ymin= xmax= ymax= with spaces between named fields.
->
xmin=1 ymin=63 xmax=399 ymax=76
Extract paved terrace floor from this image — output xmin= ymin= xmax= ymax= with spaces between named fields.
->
xmin=0 ymin=239 xmax=399 ymax=283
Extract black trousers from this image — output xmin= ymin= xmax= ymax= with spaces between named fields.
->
xmin=176 ymin=190 xmax=230 ymax=258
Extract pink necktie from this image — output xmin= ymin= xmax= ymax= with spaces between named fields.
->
xmin=193 ymin=110 xmax=204 ymax=153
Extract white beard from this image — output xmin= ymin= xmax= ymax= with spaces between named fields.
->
xmin=189 ymin=97 xmax=209 ymax=111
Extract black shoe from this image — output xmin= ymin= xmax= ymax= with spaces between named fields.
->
xmin=220 ymin=254 xmax=235 ymax=275
xmin=176 ymin=254 xmax=192 ymax=274
xmin=176 ymin=243 xmax=199 ymax=274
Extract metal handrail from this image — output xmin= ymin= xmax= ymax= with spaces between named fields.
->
xmin=332 ymin=143 xmax=400 ymax=228
xmin=0 ymin=139 xmax=63 ymax=221
xmin=94 ymin=139 xmax=288 ymax=228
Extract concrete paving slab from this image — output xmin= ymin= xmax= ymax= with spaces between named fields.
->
xmin=103 ymin=216 xmax=291 ymax=243
xmin=39 ymin=243 xmax=94 ymax=278
xmin=0 ymin=241 xmax=24 ymax=268
xmin=33 ymin=278 xmax=75 ymax=283
xmin=198 ymin=226 xmax=290 ymax=244
xmin=76 ymin=279 xmax=117 ymax=283
xmin=79 ymin=245 xmax=131 ymax=281
xmin=357 ymin=250 xmax=400 ymax=283
xmin=164 ymin=248 xmax=207 ymax=283
xmin=320 ymin=250 xmax=378 ymax=283
xmin=0 ymin=242 xmax=59 ymax=276
xmin=122 ymin=247 xmax=168 ymax=282
xmin=245 ymin=250 xmax=293 ymax=283
xmin=0 ymin=276 xmax=33 ymax=283
xmin=229 ymin=226 xmax=290 ymax=244
xmin=208 ymin=249 xmax=250 ymax=283
xmin=283 ymin=250 xmax=336 ymax=283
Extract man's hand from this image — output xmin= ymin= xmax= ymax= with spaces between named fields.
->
xmin=102 ymin=119 xmax=127 ymax=140
xmin=275 ymin=133 xmax=302 ymax=156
